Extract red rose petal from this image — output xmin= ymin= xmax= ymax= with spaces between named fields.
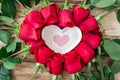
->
xmin=81 ymin=16 xmax=98 ymax=31
xmin=48 ymin=54 xmax=64 ymax=75
xmin=34 ymin=47 xmax=54 ymax=65
xmin=64 ymin=51 xmax=83 ymax=74
xmin=24 ymin=10 xmax=44 ymax=29
xmin=58 ymin=9 xmax=74 ymax=27
xmin=19 ymin=23 xmax=39 ymax=41
xmin=75 ymin=42 xmax=95 ymax=64
xmin=85 ymin=33 xmax=101 ymax=49
xmin=26 ymin=40 xmax=45 ymax=53
xmin=73 ymin=5 xmax=90 ymax=26
xmin=41 ymin=4 xmax=58 ymax=25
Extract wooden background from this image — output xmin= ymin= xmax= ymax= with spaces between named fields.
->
xmin=6 ymin=0 xmax=120 ymax=80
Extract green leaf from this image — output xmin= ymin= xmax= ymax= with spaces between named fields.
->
xmin=0 ymin=75 xmax=12 ymax=80
xmin=90 ymin=0 xmax=99 ymax=5
xmin=95 ymin=0 xmax=116 ymax=8
xmin=0 ymin=64 xmax=9 ymax=75
xmin=35 ymin=0 xmax=40 ymax=5
xmin=91 ymin=70 xmax=99 ymax=79
xmin=111 ymin=60 xmax=120 ymax=74
xmin=18 ymin=0 xmax=31 ymax=7
xmin=3 ymin=60 xmax=16 ymax=70
xmin=104 ymin=6 xmax=116 ymax=11
xmin=0 ymin=16 xmax=14 ymax=25
xmin=7 ymin=58 xmax=21 ymax=64
xmin=0 ymin=0 xmax=3 ymax=3
xmin=0 ymin=64 xmax=11 ymax=80
xmin=0 ymin=47 xmax=7 ymax=59
xmin=0 ymin=30 xmax=11 ymax=44
xmin=103 ymin=66 xmax=111 ymax=77
xmin=103 ymin=40 xmax=120 ymax=60
xmin=113 ymin=39 xmax=120 ymax=44
xmin=115 ymin=0 xmax=120 ymax=5
xmin=109 ymin=73 xmax=114 ymax=80
xmin=6 ymin=42 xmax=16 ymax=54
xmin=1 ymin=0 xmax=16 ymax=18
xmin=117 ymin=9 xmax=120 ymax=23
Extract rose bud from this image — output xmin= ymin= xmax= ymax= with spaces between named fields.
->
xmin=41 ymin=4 xmax=58 ymax=25
xmin=19 ymin=23 xmax=40 ymax=41
xmin=64 ymin=51 xmax=83 ymax=74
xmin=34 ymin=47 xmax=54 ymax=65
xmin=75 ymin=42 xmax=95 ymax=64
xmin=48 ymin=54 xmax=64 ymax=75
xmin=73 ymin=5 xmax=90 ymax=26
xmin=24 ymin=10 xmax=44 ymax=29
xmin=81 ymin=16 xmax=98 ymax=31
xmin=26 ymin=40 xmax=45 ymax=53
xmin=84 ymin=33 xmax=101 ymax=49
xmin=58 ymin=9 xmax=74 ymax=27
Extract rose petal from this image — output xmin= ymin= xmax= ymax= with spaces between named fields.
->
xmin=64 ymin=51 xmax=83 ymax=74
xmin=81 ymin=16 xmax=98 ymax=31
xmin=84 ymin=33 xmax=101 ymax=49
xmin=75 ymin=42 xmax=95 ymax=64
xmin=73 ymin=5 xmax=90 ymax=26
xmin=48 ymin=54 xmax=63 ymax=75
xmin=19 ymin=23 xmax=39 ymax=41
xmin=34 ymin=47 xmax=54 ymax=65
xmin=24 ymin=10 xmax=44 ymax=29
xmin=58 ymin=9 xmax=74 ymax=27
xmin=26 ymin=40 xmax=45 ymax=53
xmin=41 ymin=4 xmax=58 ymax=25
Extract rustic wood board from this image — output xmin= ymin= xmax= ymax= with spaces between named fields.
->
xmin=1 ymin=0 xmax=120 ymax=80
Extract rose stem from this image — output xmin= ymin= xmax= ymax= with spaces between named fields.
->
xmin=97 ymin=46 xmax=105 ymax=80
xmin=29 ymin=66 xmax=41 ymax=80
xmin=63 ymin=0 xmax=69 ymax=9
xmin=79 ymin=0 xmax=87 ymax=7
xmin=16 ymin=0 xmax=27 ymax=11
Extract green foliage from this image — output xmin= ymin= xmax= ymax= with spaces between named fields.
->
xmin=18 ymin=0 xmax=31 ymax=7
xmin=3 ymin=60 xmax=16 ymax=70
xmin=1 ymin=0 xmax=16 ymax=18
xmin=0 ymin=64 xmax=11 ymax=80
xmin=0 ymin=30 xmax=11 ymax=44
xmin=103 ymin=39 xmax=120 ymax=60
xmin=117 ymin=9 xmax=120 ymax=23
xmin=0 ymin=47 xmax=7 ymax=59
xmin=111 ymin=60 xmax=120 ymax=74
xmin=0 ymin=16 xmax=14 ymax=25
xmin=90 ymin=0 xmax=116 ymax=8
xmin=6 ymin=42 xmax=16 ymax=54
xmin=35 ymin=0 xmax=40 ymax=5
xmin=103 ymin=66 xmax=114 ymax=80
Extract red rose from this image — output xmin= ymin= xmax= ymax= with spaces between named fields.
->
xmin=24 ymin=10 xmax=44 ymax=29
xmin=19 ymin=23 xmax=40 ymax=41
xmin=73 ymin=5 xmax=90 ymax=26
xmin=34 ymin=47 xmax=54 ymax=65
xmin=26 ymin=40 xmax=45 ymax=53
xmin=48 ymin=54 xmax=64 ymax=75
xmin=64 ymin=51 xmax=83 ymax=74
xmin=58 ymin=9 xmax=74 ymax=27
xmin=75 ymin=42 xmax=95 ymax=64
xmin=41 ymin=4 xmax=58 ymax=25
xmin=84 ymin=33 xmax=101 ymax=49
xmin=81 ymin=16 xmax=98 ymax=31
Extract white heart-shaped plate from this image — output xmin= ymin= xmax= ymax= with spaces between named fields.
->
xmin=42 ymin=25 xmax=82 ymax=54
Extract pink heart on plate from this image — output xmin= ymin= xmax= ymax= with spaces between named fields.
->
xmin=53 ymin=35 xmax=69 ymax=47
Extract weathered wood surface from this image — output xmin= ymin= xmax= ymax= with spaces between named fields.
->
xmin=2 ymin=0 xmax=120 ymax=80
